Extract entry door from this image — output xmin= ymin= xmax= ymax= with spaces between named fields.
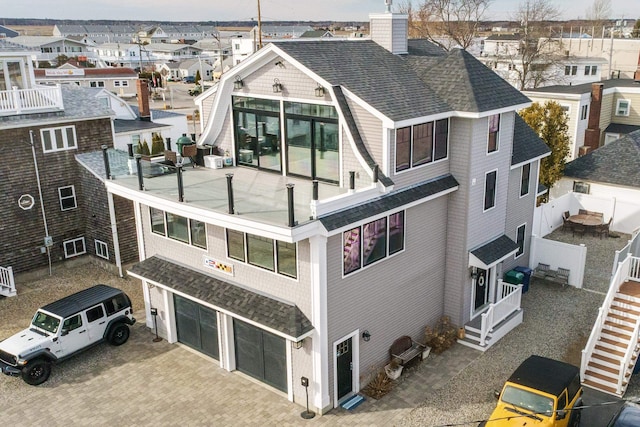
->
xmin=174 ymin=295 xmax=219 ymax=359
xmin=336 ymin=337 xmax=353 ymax=401
xmin=473 ymin=268 xmax=490 ymax=312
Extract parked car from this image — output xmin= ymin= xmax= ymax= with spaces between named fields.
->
xmin=0 ymin=284 xmax=135 ymax=385
xmin=608 ymin=401 xmax=640 ymax=426
xmin=182 ymin=75 xmax=195 ymax=83
xmin=479 ymin=355 xmax=583 ymax=426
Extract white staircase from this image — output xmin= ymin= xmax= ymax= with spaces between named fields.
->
xmin=0 ymin=265 xmax=16 ymax=297
xmin=582 ymin=255 xmax=640 ymax=397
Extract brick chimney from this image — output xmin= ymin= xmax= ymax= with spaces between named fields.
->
xmin=582 ymin=83 xmax=603 ymax=154
xmin=136 ymin=79 xmax=151 ymax=122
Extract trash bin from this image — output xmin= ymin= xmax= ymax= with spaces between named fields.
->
xmin=176 ymin=133 xmax=194 ymax=156
xmin=504 ymin=270 xmax=525 ymax=288
xmin=514 ymin=266 xmax=533 ymax=294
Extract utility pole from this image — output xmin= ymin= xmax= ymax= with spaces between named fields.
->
xmin=257 ymin=0 xmax=263 ymax=49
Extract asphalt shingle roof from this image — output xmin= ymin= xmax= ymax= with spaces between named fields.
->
xmin=563 ymin=129 xmax=640 ymax=188
xmin=512 ymin=115 xmax=551 ymax=166
xmin=319 ymin=174 xmax=458 ymax=231
xmin=113 ymin=119 xmax=171 ymax=133
xmin=128 ymin=256 xmax=313 ymax=340
xmin=471 ymin=235 xmax=519 ymax=266
xmin=525 ymin=78 xmax=640 ymax=95
xmin=604 ymin=123 xmax=640 ymax=135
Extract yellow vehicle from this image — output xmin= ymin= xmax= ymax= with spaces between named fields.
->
xmin=480 ymin=355 xmax=583 ymax=427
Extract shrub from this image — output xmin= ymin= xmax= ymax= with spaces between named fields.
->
xmin=424 ymin=316 xmax=458 ymax=354
xmin=139 ymin=139 xmax=150 ymax=155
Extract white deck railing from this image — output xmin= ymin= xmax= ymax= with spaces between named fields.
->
xmin=581 ymin=255 xmax=640 ymax=382
xmin=0 ymin=85 xmax=64 ymax=116
xmin=0 ymin=265 xmax=16 ymax=297
xmin=480 ymin=280 xmax=522 ymax=346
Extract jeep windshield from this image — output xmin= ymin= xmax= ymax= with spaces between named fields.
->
xmin=31 ymin=311 xmax=60 ymax=334
xmin=501 ymin=384 xmax=555 ymax=417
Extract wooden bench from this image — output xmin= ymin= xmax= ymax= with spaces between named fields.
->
xmin=533 ymin=263 xmax=569 ymax=287
xmin=389 ymin=335 xmax=426 ymax=366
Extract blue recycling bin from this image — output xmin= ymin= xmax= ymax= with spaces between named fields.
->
xmin=514 ymin=266 xmax=533 ymax=293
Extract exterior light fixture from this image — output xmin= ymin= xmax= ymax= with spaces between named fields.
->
xmin=273 ymin=78 xmax=282 ymax=93
xmin=314 ymin=84 xmax=325 ymax=97
xmin=233 ymin=75 xmax=243 ymax=89
xmin=362 ymin=330 xmax=371 ymax=342
xmin=470 ymin=267 xmax=478 ymax=280
xmin=293 ymin=339 xmax=304 ymax=349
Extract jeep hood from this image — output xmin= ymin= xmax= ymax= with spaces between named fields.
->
xmin=486 ymin=405 xmax=553 ymax=426
xmin=0 ymin=328 xmax=52 ymax=358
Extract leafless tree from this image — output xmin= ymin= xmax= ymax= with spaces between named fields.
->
xmin=586 ymin=0 xmax=611 ymax=24
xmin=399 ymin=0 xmax=492 ymax=50
xmin=506 ymin=0 xmax=562 ymax=89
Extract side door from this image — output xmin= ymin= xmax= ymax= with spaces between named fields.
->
xmin=59 ymin=313 xmax=88 ymax=356
xmin=85 ymin=304 xmax=108 ymax=343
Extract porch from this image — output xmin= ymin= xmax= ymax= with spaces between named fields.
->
xmin=0 ymin=85 xmax=64 ymax=116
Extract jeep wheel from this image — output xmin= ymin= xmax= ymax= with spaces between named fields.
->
xmin=108 ymin=324 xmax=130 ymax=346
xmin=570 ymin=408 xmax=581 ymax=427
xmin=21 ymin=359 xmax=51 ymax=386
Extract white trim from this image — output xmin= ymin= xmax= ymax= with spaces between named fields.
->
xmin=41 ymin=125 xmax=77 ymax=153
xmin=58 ymin=184 xmax=77 ymax=211
xmin=63 ymin=236 xmax=86 ymax=258
xmin=309 ymin=234 xmax=330 ymax=412
xmin=94 ymin=239 xmax=109 ymax=260
xmin=615 ymin=99 xmax=630 ymax=116
xmin=483 ymin=169 xmax=498 ymax=212
xmin=486 ymin=113 xmax=500 ymax=155
xmin=332 ymin=330 xmax=360 ymax=408
xmin=519 ymin=163 xmax=531 ymax=198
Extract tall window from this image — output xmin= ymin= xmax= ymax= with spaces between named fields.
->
xmin=395 ymin=118 xmax=449 ymax=172
xmin=58 ymin=185 xmax=77 ymax=210
xmin=515 ymin=224 xmax=526 ymax=258
xmin=584 ymin=66 xmax=591 ymax=75
xmin=41 ymin=126 xmax=77 ymax=153
xmin=616 ymin=99 xmax=630 ymax=116
xmin=484 ymin=170 xmax=497 ymax=211
xmin=487 ymin=114 xmax=500 ymax=153
xmin=580 ymin=105 xmax=588 ymax=120
xmin=227 ymin=229 xmax=246 ymax=261
xmin=343 ymin=211 xmax=405 ymax=276
xmin=520 ymin=163 xmax=530 ymax=197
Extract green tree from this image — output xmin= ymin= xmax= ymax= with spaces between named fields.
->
xmin=194 ymin=70 xmax=201 ymax=85
xmin=139 ymin=139 xmax=151 ymax=156
xmin=519 ymin=101 xmax=570 ymax=191
xmin=151 ymin=133 xmax=164 ymax=155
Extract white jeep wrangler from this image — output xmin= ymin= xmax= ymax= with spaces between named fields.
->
xmin=0 ymin=284 xmax=136 ymax=385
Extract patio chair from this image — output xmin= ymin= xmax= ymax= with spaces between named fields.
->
xmin=182 ymin=144 xmax=198 ymax=168
xmin=572 ymin=223 xmax=586 ymax=238
xmin=562 ymin=211 xmax=571 ymax=232
xmin=595 ymin=218 xmax=612 ymax=239
xmin=578 ymin=208 xmax=587 ymax=215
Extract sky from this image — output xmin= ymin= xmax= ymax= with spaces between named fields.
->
xmin=2 ymin=0 xmax=640 ymax=22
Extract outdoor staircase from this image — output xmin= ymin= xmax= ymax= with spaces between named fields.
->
xmin=458 ymin=308 xmax=523 ymax=351
xmin=581 ymin=255 xmax=640 ymax=397
xmin=0 ymin=265 xmax=16 ymax=297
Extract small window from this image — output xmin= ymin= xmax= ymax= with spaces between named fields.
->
xmin=484 ymin=170 xmax=497 ymax=211
xmin=487 ymin=114 xmax=500 ymax=153
xmin=580 ymin=104 xmax=588 ymax=120
xmin=190 ymin=219 xmax=207 ymax=249
xmin=616 ymin=99 xmax=630 ymax=116
xmin=95 ymin=240 xmax=109 ymax=259
xmin=227 ymin=229 xmax=245 ymax=261
xmin=276 ymin=241 xmax=297 ymax=278
xmin=247 ymin=234 xmax=275 ymax=271
xmin=114 ymin=81 xmax=120 ymax=87
xmin=591 ymin=66 xmax=597 ymax=75
xmin=63 ymin=237 xmax=86 ymax=258
xmin=515 ymin=224 xmax=526 ymax=258
xmin=58 ymin=185 xmax=77 ymax=210
xmin=564 ymin=66 xmax=571 ymax=76
xmin=41 ymin=126 xmax=77 ymax=153
xmin=86 ymin=305 xmax=105 ymax=322
xmin=166 ymin=213 xmax=189 ymax=243
xmin=584 ymin=65 xmax=591 ymax=75
xmin=150 ymin=207 xmax=165 ymax=235
xmin=395 ymin=126 xmax=411 ymax=172
xmin=62 ymin=314 xmax=83 ymax=332
xmin=520 ymin=163 xmax=530 ymax=197
xmin=573 ymin=181 xmax=590 ymax=194
xmin=571 ymin=66 xmax=577 ymax=75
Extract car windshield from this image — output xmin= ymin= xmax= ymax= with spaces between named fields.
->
xmin=501 ymin=385 xmax=555 ymax=416
xmin=31 ymin=311 xmax=61 ymax=334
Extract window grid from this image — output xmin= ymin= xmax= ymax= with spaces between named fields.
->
xmin=63 ymin=237 xmax=86 ymax=258
xmin=149 ymin=207 xmax=207 ymax=250
xmin=226 ymin=229 xmax=297 ymax=279
xmin=58 ymin=185 xmax=77 ymax=211
xmin=41 ymin=125 xmax=77 ymax=153
xmin=616 ymin=100 xmax=630 ymax=116
xmin=95 ymin=240 xmax=109 ymax=260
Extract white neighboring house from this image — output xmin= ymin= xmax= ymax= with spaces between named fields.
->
xmin=10 ymin=35 xmax=96 ymax=66
xmin=34 ymin=65 xmax=138 ymax=98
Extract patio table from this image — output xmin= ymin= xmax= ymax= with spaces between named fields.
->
xmin=568 ymin=214 xmax=602 ymax=227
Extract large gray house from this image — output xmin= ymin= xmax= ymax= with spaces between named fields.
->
xmin=96 ymin=5 xmax=549 ymax=415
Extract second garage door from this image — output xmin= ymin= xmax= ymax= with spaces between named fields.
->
xmin=174 ymin=295 xmax=219 ymax=359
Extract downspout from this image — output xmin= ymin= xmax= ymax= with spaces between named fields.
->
xmin=107 ymin=191 xmax=123 ymax=277
xmin=30 ymin=130 xmax=52 ymax=276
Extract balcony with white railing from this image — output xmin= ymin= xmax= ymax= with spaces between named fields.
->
xmin=0 ymin=85 xmax=64 ymax=116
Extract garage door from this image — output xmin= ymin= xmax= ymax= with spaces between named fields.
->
xmin=233 ymin=319 xmax=286 ymax=392
xmin=174 ymin=295 xmax=219 ymax=359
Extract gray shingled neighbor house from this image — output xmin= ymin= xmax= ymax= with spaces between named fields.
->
xmin=96 ymin=5 xmax=549 ymax=415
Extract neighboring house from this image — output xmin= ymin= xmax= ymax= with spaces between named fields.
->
xmin=523 ymin=78 xmax=640 ymax=160
xmin=481 ymin=33 xmax=523 ymax=56
xmin=53 ymin=23 xmax=218 ymax=45
xmin=552 ymin=130 xmax=640 ymax=234
xmin=34 ymin=65 xmax=138 ymax=98
xmin=9 ymin=35 xmax=96 ymax=66
xmin=96 ymin=7 xmax=549 ymax=416
xmin=0 ymin=39 xmax=137 ymax=277
xmin=0 ymin=25 xmax=19 ymax=38
xmin=230 ymin=36 xmax=258 ymax=65
xmin=254 ymin=25 xmax=315 ymax=39
xmin=300 ymin=30 xmax=334 ymax=38
xmin=90 ymin=42 xmax=202 ymax=69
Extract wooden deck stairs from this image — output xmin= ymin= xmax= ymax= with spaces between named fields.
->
xmin=582 ymin=281 xmax=640 ymax=397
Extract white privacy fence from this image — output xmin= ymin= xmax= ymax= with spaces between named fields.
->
xmin=529 ymin=236 xmax=587 ymax=288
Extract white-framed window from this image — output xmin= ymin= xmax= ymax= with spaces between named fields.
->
xmin=616 ymin=99 xmax=630 ymax=116
xmin=41 ymin=125 xmax=77 ymax=153
xmin=95 ymin=240 xmax=109 ymax=260
xmin=58 ymin=185 xmax=77 ymax=211
xmin=63 ymin=237 xmax=86 ymax=258
xmin=226 ymin=229 xmax=297 ymax=279
xmin=580 ymin=104 xmax=588 ymax=120
xmin=573 ymin=181 xmax=590 ymax=194
xmin=487 ymin=114 xmax=500 ymax=153
xmin=515 ymin=224 xmax=526 ymax=258
xmin=89 ymin=80 xmax=105 ymax=88
xmin=484 ymin=170 xmax=498 ymax=211
xmin=149 ymin=207 xmax=207 ymax=250
xmin=114 ymin=80 xmax=129 ymax=87
xmin=604 ymin=133 xmax=620 ymax=145
xmin=520 ymin=163 xmax=530 ymax=197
